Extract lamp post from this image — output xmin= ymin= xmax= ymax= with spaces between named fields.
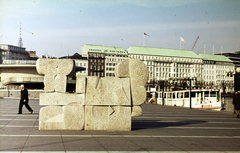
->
xmin=184 ymin=74 xmax=197 ymax=109
xmin=159 ymin=76 xmax=169 ymax=106
xmin=226 ymin=67 xmax=240 ymax=93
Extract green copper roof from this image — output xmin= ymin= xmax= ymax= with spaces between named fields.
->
xmin=83 ymin=44 xmax=127 ymax=55
xmin=198 ymin=54 xmax=233 ymax=62
xmin=127 ymin=46 xmax=202 ymax=59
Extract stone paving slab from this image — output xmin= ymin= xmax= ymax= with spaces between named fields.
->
xmin=0 ymin=98 xmax=240 ymax=152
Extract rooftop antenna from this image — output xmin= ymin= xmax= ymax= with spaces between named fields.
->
xmin=204 ymin=44 xmax=206 ymax=54
xmin=213 ymin=45 xmax=214 ymax=55
xmin=221 ymin=46 xmax=223 ymax=55
xmin=18 ymin=22 xmax=23 ymax=47
xmin=68 ymin=47 xmax=69 ymax=58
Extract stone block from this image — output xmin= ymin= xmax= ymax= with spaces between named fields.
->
xmin=85 ymin=106 xmax=131 ymax=131
xmin=86 ymin=77 xmax=131 ymax=106
xmin=131 ymin=86 xmax=147 ymax=106
xmin=131 ymin=105 xmax=143 ymax=117
xmin=36 ymin=59 xmax=75 ymax=76
xmin=36 ymin=59 xmax=75 ymax=93
xmin=39 ymin=106 xmax=64 ymax=130
xmin=43 ymin=74 xmax=67 ymax=93
xmin=115 ymin=59 xmax=148 ymax=106
xmin=39 ymin=104 xmax=85 ymax=130
xmin=43 ymin=75 xmax=56 ymax=92
xmin=129 ymin=59 xmax=149 ymax=86
xmin=39 ymin=93 xmax=85 ymax=106
xmin=63 ymin=103 xmax=84 ymax=130
xmin=114 ymin=59 xmax=129 ymax=78
xmin=76 ymin=76 xmax=86 ymax=94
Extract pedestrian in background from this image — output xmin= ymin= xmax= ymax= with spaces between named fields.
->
xmin=233 ymin=91 xmax=240 ymax=118
xmin=18 ymin=84 xmax=33 ymax=114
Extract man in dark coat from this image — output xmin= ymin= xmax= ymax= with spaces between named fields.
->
xmin=233 ymin=91 xmax=240 ymax=118
xmin=18 ymin=84 xmax=33 ymax=114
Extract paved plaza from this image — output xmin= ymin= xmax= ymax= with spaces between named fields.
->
xmin=0 ymin=98 xmax=240 ymax=153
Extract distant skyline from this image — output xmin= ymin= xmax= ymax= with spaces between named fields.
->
xmin=0 ymin=0 xmax=240 ymax=57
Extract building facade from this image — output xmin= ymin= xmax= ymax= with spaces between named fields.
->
xmin=81 ymin=44 xmax=128 ymax=77
xmin=199 ymin=54 xmax=235 ymax=93
xmin=127 ymin=46 xmax=203 ymax=91
xmin=0 ymin=44 xmax=29 ymax=64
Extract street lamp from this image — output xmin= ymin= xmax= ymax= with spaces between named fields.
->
xmin=160 ymin=76 xmax=169 ymax=106
xmin=184 ymin=74 xmax=197 ymax=109
xmin=226 ymin=67 xmax=240 ymax=93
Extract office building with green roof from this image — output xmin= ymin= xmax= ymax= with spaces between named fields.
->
xmin=127 ymin=46 xmax=203 ymax=91
xmin=198 ymin=54 xmax=234 ymax=93
xmin=81 ymin=44 xmax=234 ymax=93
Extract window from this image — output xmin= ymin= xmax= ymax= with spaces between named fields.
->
xmin=184 ymin=92 xmax=189 ymax=98
xmin=210 ymin=92 xmax=215 ymax=97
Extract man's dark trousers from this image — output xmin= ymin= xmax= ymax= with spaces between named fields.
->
xmin=18 ymin=99 xmax=33 ymax=114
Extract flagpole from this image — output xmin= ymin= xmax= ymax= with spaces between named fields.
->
xmin=143 ymin=34 xmax=145 ymax=46
xmin=221 ymin=46 xmax=222 ymax=55
xmin=213 ymin=45 xmax=214 ymax=55
xmin=204 ymin=44 xmax=206 ymax=54
xmin=180 ymin=37 xmax=181 ymax=50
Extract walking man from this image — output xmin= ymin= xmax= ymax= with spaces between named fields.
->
xmin=233 ymin=91 xmax=240 ymax=118
xmin=18 ymin=84 xmax=33 ymax=114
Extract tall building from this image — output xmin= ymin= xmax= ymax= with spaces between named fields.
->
xmin=81 ymin=44 xmax=128 ymax=77
xmin=127 ymin=46 xmax=202 ymax=91
xmin=0 ymin=44 xmax=29 ymax=64
xmin=217 ymin=51 xmax=240 ymax=67
xmin=199 ymin=54 xmax=235 ymax=93
xmin=81 ymin=44 xmax=234 ymax=92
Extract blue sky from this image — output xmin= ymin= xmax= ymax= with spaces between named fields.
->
xmin=0 ymin=0 xmax=240 ymax=57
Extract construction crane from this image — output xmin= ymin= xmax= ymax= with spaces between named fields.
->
xmin=191 ymin=36 xmax=199 ymax=51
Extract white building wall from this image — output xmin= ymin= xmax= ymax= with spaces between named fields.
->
xmin=105 ymin=54 xmax=128 ymax=77
xmin=74 ymin=59 xmax=88 ymax=76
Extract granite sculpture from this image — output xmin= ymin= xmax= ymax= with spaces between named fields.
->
xmin=37 ymin=58 xmax=148 ymax=131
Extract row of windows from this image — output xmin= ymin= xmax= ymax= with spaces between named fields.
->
xmin=89 ymin=72 xmax=104 ymax=77
xmin=106 ymin=54 xmax=128 ymax=57
xmin=148 ymin=67 xmax=201 ymax=73
xmin=75 ymin=63 xmax=87 ymax=66
xmin=132 ymin=55 xmax=201 ymax=63
xmin=106 ymin=73 xmax=115 ymax=77
xmin=88 ymin=53 xmax=105 ymax=58
xmin=89 ymin=49 xmax=101 ymax=52
xmin=204 ymin=76 xmax=215 ymax=80
xmin=90 ymin=59 xmax=104 ymax=63
xmin=106 ymin=58 xmax=126 ymax=62
xmin=106 ymin=68 xmax=115 ymax=71
xmin=149 ymin=73 xmax=200 ymax=78
xmin=0 ymin=45 xmax=25 ymax=51
xmin=11 ymin=57 xmax=23 ymax=60
xmin=78 ymin=70 xmax=87 ymax=74
xmin=89 ymin=65 xmax=104 ymax=70
xmin=106 ymin=63 xmax=116 ymax=66
xmin=147 ymin=62 xmax=201 ymax=68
